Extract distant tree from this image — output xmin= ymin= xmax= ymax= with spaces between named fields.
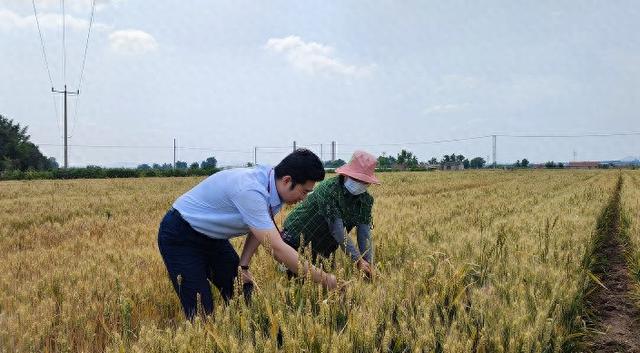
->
xmin=514 ymin=160 xmax=521 ymax=168
xmin=47 ymin=157 xmax=59 ymax=169
xmin=161 ymin=163 xmax=173 ymax=170
xmin=456 ymin=154 xmax=465 ymax=162
xmin=246 ymin=162 xmax=254 ymax=167
xmin=324 ymin=159 xmax=346 ymax=168
xmin=175 ymin=161 xmax=188 ymax=169
xmin=152 ymin=163 xmax=162 ymax=169
xmin=442 ymin=155 xmax=451 ymax=163
xmin=1 ymin=114 xmax=55 ymax=171
xmin=521 ymin=158 xmax=529 ymax=168
xmin=201 ymin=156 xmax=217 ymax=169
xmin=463 ymin=159 xmax=470 ymax=169
xmin=377 ymin=154 xmax=396 ymax=169
xmin=428 ymin=157 xmax=438 ymax=165
xmin=544 ymin=161 xmax=564 ymax=169
xmin=137 ymin=163 xmax=151 ymax=170
xmin=469 ymin=157 xmax=486 ymax=169
xmin=396 ymin=149 xmax=418 ymax=169
xmin=189 ymin=162 xmax=200 ymax=169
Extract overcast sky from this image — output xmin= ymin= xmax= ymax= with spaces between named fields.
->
xmin=1 ymin=0 xmax=639 ymax=167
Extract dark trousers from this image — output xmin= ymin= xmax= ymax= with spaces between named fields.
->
xmin=157 ymin=208 xmax=239 ymax=319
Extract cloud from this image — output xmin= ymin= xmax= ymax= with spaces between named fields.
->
xmin=264 ymin=35 xmax=374 ymax=78
xmin=423 ymin=103 xmax=468 ymax=115
xmin=0 ymin=9 xmax=30 ymax=30
xmin=108 ymin=29 xmax=158 ymax=54
xmin=0 ymin=8 xmax=111 ymax=32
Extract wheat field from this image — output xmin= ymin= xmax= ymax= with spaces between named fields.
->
xmin=1 ymin=170 xmax=638 ymax=353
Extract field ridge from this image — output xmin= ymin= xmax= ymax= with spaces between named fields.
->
xmin=583 ymin=175 xmax=640 ymax=353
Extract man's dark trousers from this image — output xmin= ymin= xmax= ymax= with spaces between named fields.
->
xmin=157 ymin=208 xmax=239 ymax=319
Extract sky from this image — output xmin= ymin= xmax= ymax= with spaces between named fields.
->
xmin=1 ymin=0 xmax=639 ymax=167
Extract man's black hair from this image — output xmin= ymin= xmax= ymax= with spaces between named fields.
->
xmin=274 ymin=148 xmax=325 ymax=188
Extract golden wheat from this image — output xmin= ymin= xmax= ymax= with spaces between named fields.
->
xmin=0 ymin=170 xmax=630 ymax=352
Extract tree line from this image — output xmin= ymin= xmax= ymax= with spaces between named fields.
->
xmin=374 ymin=149 xmax=495 ymax=170
xmin=1 ymin=114 xmax=58 ymax=172
xmin=2 ymin=114 xmax=592 ymax=181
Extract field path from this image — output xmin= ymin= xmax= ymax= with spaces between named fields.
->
xmin=585 ymin=177 xmax=640 ymax=353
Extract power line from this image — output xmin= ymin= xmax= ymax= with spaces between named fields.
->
xmin=31 ymin=0 xmax=54 ymax=88
xmin=69 ymin=0 xmax=96 ymax=139
xmin=37 ymin=143 xmax=253 ymax=154
xmin=498 ymin=132 xmax=640 ymax=138
xmin=253 ymin=145 xmax=291 ymax=149
xmin=77 ymin=0 xmax=95 ymax=91
xmin=61 ymin=0 xmax=66 ymax=85
xmin=51 ymin=95 xmax=61 ymax=138
xmin=338 ymin=135 xmax=492 ymax=147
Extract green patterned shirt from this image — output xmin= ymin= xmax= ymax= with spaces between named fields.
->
xmin=283 ymin=176 xmax=374 ymax=257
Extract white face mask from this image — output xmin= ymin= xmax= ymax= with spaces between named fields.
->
xmin=344 ymin=177 xmax=368 ymax=195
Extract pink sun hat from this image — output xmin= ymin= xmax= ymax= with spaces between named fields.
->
xmin=335 ymin=150 xmax=381 ymax=185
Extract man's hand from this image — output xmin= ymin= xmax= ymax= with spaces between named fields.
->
xmin=240 ymin=268 xmax=254 ymax=284
xmin=249 ymin=226 xmax=339 ymax=290
xmin=239 ymin=267 xmax=255 ymax=303
xmin=357 ymin=259 xmax=373 ymax=279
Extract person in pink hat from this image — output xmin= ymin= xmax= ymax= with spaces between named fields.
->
xmin=282 ymin=150 xmax=380 ymax=278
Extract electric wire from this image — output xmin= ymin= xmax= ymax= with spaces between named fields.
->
xmin=498 ymin=132 xmax=640 ymax=138
xmin=69 ymin=0 xmax=96 ymax=138
xmin=36 ymin=130 xmax=640 ymax=165
xmin=338 ymin=135 xmax=492 ymax=147
xmin=77 ymin=0 xmax=95 ymax=92
xmin=31 ymin=0 xmax=54 ymax=89
xmin=61 ymin=0 xmax=66 ymax=85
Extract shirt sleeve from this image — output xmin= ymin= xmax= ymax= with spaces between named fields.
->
xmin=231 ymin=189 xmax=276 ymax=230
xmin=356 ymin=224 xmax=373 ymax=264
xmin=327 ymin=217 xmax=361 ymax=262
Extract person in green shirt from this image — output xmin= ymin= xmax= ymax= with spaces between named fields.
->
xmin=282 ymin=151 xmax=380 ymax=277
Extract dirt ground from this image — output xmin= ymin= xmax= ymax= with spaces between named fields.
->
xmin=584 ymin=188 xmax=640 ymax=353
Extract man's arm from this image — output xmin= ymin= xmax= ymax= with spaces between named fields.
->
xmin=249 ymin=226 xmax=337 ymax=289
xmin=238 ymin=232 xmax=261 ymax=284
xmin=239 ymin=232 xmax=260 ymax=267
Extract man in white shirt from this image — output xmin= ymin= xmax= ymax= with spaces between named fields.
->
xmin=158 ymin=149 xmax=336 ymax=319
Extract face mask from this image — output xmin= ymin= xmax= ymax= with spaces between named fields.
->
xmin=344 ymin=177 xmax=368 ymax=195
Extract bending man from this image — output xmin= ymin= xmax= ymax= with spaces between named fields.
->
xmin=157 ymin=149 xmax=337 ymax=319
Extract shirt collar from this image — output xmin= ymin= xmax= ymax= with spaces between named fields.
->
xmin=268 ymin=168 xmax=283 ymax=212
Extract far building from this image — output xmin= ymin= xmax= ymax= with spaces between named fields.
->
xmin=440 ymin=161 xmax=465 ymax=171
xmin=566 ymin=161 xmax=601 ymax=169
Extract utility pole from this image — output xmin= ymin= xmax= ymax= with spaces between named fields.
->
xmin=320 ymin=144 xmax=323 ymax=162
xmin=331 ymin=141 xmax=336 ymax=161
xmin=173 ymin=138 xmax=176 ymax=169
xmin=293 ymin=141 xmax=297 ymax=152
xmin=52 ymin=85 xmax=78 ymax=168
xmin=254 ymin=147 xmax=257 ymax=165
xmin=492 ymin=135 xmax=497 ymax=168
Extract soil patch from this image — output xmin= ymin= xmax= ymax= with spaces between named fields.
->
xmin=584 ymin=178 xmax=640 ymax=353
